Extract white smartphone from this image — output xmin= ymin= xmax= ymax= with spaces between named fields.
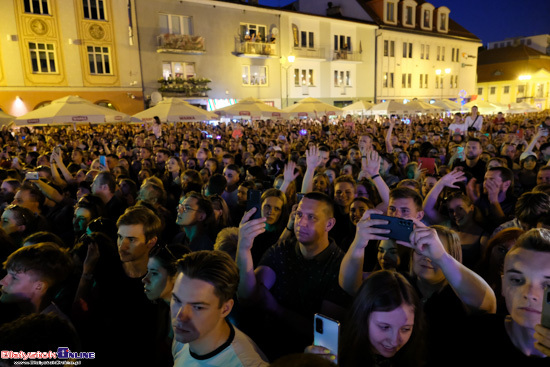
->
xmin=543 ymin=286 xmax=550 ymax=329
xmin=313 ymin=313 xmax=340 ymax=359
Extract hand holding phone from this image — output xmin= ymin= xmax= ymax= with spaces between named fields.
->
xmin=543 ymin=286 xmax=550 ymax=329
xmin=313 ymin=314 xmax=340 ymax=361
xmin=25 ymin=172 xmax=39 ymax=181
xmin=246 ymin=189 xmax=262 ymax=221
xmin=99 ymin=155 xmax=106 ymax=168
xmin=370 ymin=214 xmax=414 ymax=243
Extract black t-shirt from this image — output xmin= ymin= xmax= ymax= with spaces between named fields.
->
xmin=453 ymin=158 xmax=487 ymax=183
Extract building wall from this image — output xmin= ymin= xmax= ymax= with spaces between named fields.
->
xmin=488 ymin=34 xmax=550 ymax=55
xmin=0 ymin=0 xmax=144 ymax=116
xmin=376 ymin=29 xmax=480 ymax=102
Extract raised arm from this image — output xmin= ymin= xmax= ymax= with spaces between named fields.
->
xmin=339 ymin=210 xmax=390 ymax=295
xmin=300 ymin=145 xmax=322 ymax=194
xmin=422 ymin=169 xmax=466 ymax=224
xmin=279 ymin=160 xmax=299 ymax=196
xmin=385 ymin=119 xmax=396 ymax=154
xmin=51 ymin=148 xmax=75 ymax=184
xmin=403 ymin=225 xmax=497 ymax=313
xmin=359 ymin=150 xmax=389 ymax=213
xmin=236 ymin=208 xmax=267 ymax=299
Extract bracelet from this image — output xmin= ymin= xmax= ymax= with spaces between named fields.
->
xmin=370 ymin=174 xmax=380 ymax=179
xmin=81 ymin=273 xmax=94 ymax=281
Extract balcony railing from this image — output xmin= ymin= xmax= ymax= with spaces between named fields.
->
xmin=157 ymin=34 xmax=205 ymax=53
xmin=292 ymin=47 xmax=326 ymax=59
xmin=332 ymin=50 xmax=361 ymax=61
xmin=234 ymin=38 xmax=277 ymax=57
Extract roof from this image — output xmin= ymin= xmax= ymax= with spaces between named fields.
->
xmin=358 ymin=0 xmax=480 ymax=42
xmin=477 ymin=58 xmax=550 ymax=83
xmin=478 ymin=45 xmax=548 ymax=65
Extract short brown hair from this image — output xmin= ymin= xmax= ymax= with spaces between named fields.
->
xmin=116 ymin=206 xmax=162 ymax=242
xmin=176 ymin=250 xmax=239 ymax=307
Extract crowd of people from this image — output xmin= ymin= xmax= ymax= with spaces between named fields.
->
xmin=0 ymin=106 xmax=549 ymax=366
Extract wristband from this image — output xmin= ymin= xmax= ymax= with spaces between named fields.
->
xmin=370 ymin=174 xmax=380 ymax=180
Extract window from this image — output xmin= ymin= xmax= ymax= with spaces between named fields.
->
xmin=384 ymin=40 xmax=388 ymax=57
xmin=384 ymin=72 xmax=388 ymax=88
xmin=437 ymin=46 xmax=440 ymax=61
xmin=517 ymin=85 xmax=525 ymax=94
xmin=449 ymin=75 xmax=453 ymax=89
xmin=242 ymin=65 xmax=267 ymax=86
xmin=477 ymin=87 xmax=482 ymax=95
xmin=441 ymin=47 xmax=445 ymax=61
xmin=499 ymin=42 xmax=504 ymax=47
xmin=520 ymin=39 xmax=525 ymax=45
xmin=240 ymin=23 xmax=266 ymax=42
xmin=423 ymin=10 xmax=430 ymax=28
xmin=454 ymin=75 xmax=458 ymax=88
xmin=299 ymin=31 xmax=315 ymax=48
xmin=421 ymin=44 xmax=424 ymax=59
xmin=384 ymin=40 xmax=395 ymax=57
xmin=24 ymin=0 xmax=49 ymax=14
xmin=490 ymin=87 xmax=496 ymax=95
xmin=425 ymin=45 xmax=430 ymax=60
xmin=162 ymin=62 xmax=195 ymax=79
xmin=160 ymin=14 xmax=193 ymax=35
xmin=389 ymin=73 xmax=394 ymax=88
xmin=419 ymin=74 xmax=423 ymax=88
xmin=536 ymin=84 xmax=544 ymax=98
xmin=451 ymin=48 xmax=455 ymax=62
xmin=407 ymin=73 xmax=411 ymax=88
xmin=402 ymin=42 xmax=412 ymax=58
xmin=435 ymin=75 xmax=439 ymax=89
xmin=405 ymin=6 xmax=413 ymax=25
xmin=87 ymin=46 xmax=111 ymax=74
xmin=83 ymin=0 xmax=106 ymax=20
xmin=387 ymin=1 xmax=395 ymax=22
xmin=294 ymin=68 xmax=314 ymax=86
xmin=334 ymin=70 xmax=351 ymax=87
xmin=389 ymin=41 xmax=394 ymax=57
xmin=439 ymin=13 xmax=446 ymax=31
xmin=455 ymin=48 xmax=459 ymax=62
xmin=402 ymin=73 xmax=406 ymax=88
xmin=29 ymin=42 xmax=57 ymax=73
xmin=424 ymin=74 xmax=428 ymax=88
xmin=334 ymin=35 xmax=351 ymax=51
xmin=503 ymin=86 xmax=510 ymax=94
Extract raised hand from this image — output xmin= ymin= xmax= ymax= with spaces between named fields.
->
xmin=283 ymin=160 xmax=299 ymax=183
xmin=238 ymin=208 xmax=267 ymax=251
xmin=398 ymin=224 xmax=446 ymax=264
xmin=353 ymin=209 xmax=391 ymax=249
xmin=305 ymin=145 xmax=322 ymax=168
xmin=439 ymin=169 xmax=466 ymax=189
xmin=365 ymin=150 xmax=381 ymax=177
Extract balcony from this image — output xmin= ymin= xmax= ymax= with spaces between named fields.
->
xmin=234 ymin=37 xmax=277 ymax=58
xmin=157 ymin=34 xmax=206 ymax=54
xmin=332 ymin=50 xmax=362 ymax=62
xmin=158 ymin=77 xmax=211 ymax=97
xmin=292 ymin=47 xmax=326 ymax=60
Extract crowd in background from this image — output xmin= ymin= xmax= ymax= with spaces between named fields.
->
xmin=0 ymin=107 xmax=549 ymax=366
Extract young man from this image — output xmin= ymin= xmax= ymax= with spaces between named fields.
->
xmin=451 ymin=228 xmax=550 ymax=365
xmin=171 ymin=250 xmax=268 ymax=367
xmin=174 ymin=191 xmax=215 ymax=252
xmin=452 ymin=138 xmax=486 ymax=183
xmin=237 ymin=192 xmax=351 ymax=359
xmin=91 ymin=171 xmax=127 ymax=220
xmin=0 ymin=243 xmax=72 ymax=321
xmin=330 ymin=175 xmax=356 ymax=250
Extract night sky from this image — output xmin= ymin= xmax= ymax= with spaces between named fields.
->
xmin=259 ymin=0 xmax=550 ymax=45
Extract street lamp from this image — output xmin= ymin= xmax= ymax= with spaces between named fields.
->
xmin=435 ymin=68 xmax=451 ymax=100
xmin=281 ymin=55 xmax=295 ymax=107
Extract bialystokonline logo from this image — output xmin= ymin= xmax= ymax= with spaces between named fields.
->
xmin=1 ymin=348 xmax=95 ymax=360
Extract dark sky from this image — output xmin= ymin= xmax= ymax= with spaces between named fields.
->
xmin=259 ymin=0 xmax=550 ymax=45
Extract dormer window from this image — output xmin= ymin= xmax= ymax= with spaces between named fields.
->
xmin=401 ymin=0 xmax=417 ymax=28
xmin=419 ymin=3 xmax=434 ymax=30
xmin=436 ymin=7 xmax=450 ymax=33
xmin=384 ymin=0 xmax=398 ymax=24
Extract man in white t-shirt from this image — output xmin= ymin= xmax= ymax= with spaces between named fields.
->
xmin=171 ymin=250 xmax=268 ymax=367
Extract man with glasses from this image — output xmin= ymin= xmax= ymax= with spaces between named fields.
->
xmin=174 ymin=191 xmax=215 ymax=252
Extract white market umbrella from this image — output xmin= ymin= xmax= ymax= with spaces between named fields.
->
xmin=368 ymin=100 xmax=410 ymax=116
xmin=404 ymin=100 xmax=445 ymax=114
xmin=0 ymin=110 xmax=15 ymax=127
xmin=433 ymin=99 xmax=463 ymax=112
xmin=507 ymin=102 xmax=540 ymax=114
xmin=133 ymin=97 xmax=218 ymax=122
xmin=14 ymin=95 xmax=137 ymax=126
xmin=283 ymin=97 xmax=343 ymax=118
xmin=463 ymin=100 xmax=500 ymax=114
xmin=343 ymin=100 xmax=374 ymax=115
xmin=215 ymin=97 xmax=286 ymax=120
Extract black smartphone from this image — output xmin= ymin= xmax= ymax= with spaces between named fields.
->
xmin=370 ymin=214 xmax=414 ymax=243
xmin=246 ymin=189 xmax=262 ymax=220
xmin=543 ymin=286 xmax=550 ymax=329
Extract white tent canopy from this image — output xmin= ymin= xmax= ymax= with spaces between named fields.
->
xmin=214 ymin=97 xmax=286 ymax=120
xmin=404 ymin=100 xmax=445 ymax=114
xmin=133 ymin=97 xmax=218 ymax=122
xmin=463 ymin=100 xmax=500 ymax=114
xmin=283 ymin=97 xmax=343 ymax=118
xmin=0 ymin=110 xmax=15 ymax=127
xmin=14 ymin=95 xmax=138 ymax=126
xmin=368 ymin=101 xmax=410 ymax=116
xmin=343 ymin=100 xmax=374 ymax=115
xmin=432 ymin=99 xmax=463 ymax=112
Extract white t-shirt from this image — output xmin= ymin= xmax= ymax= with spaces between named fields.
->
xmin=448 ymin=122 xmax=468 ymax=135
xmin=464 ymin=115 xmax=483 ymax=131
xmin=173 ymin=322 xmax=269 ymax=367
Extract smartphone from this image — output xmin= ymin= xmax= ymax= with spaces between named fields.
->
xmin=418 ymin=157 xmax=436 ymax=175
xmin=99 ymin=155 xmax=106 ymax=167
xmin=246 ymin=189 xmax=262 ymax=220
xmin=25 ymin=172 xmax=39 ymax=180
xmin=457 ymin=146 xmax=464 ymax=159
xmin=370 ymin=214 xmax=414 ymax=243
xmin=543 ymin=286 xmax=550 ymax=328
xmin=297 ymin=192 xmax=305 ymax=204
xmin=313 ymin=313 xmax=340 ymax=360
xmin=516 ymin=129 xmax=524 ymax=139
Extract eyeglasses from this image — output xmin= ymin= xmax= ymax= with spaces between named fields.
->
xmin=178 ymin=203 xmax=200 ymax=213
xmin=150 ymin=242 xmax=177 ymax=260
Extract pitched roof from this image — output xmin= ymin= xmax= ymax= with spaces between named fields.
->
xmin=357 ymin=0 xmax=480 ymax=42
xmin=477 ymin=59 xmax=550 ymax=83
xmin=478 ymin=45 xmax=548 ymax=65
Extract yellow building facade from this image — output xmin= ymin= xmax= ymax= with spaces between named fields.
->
xmin=0 ymin=0 xmax=144 ymax=116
